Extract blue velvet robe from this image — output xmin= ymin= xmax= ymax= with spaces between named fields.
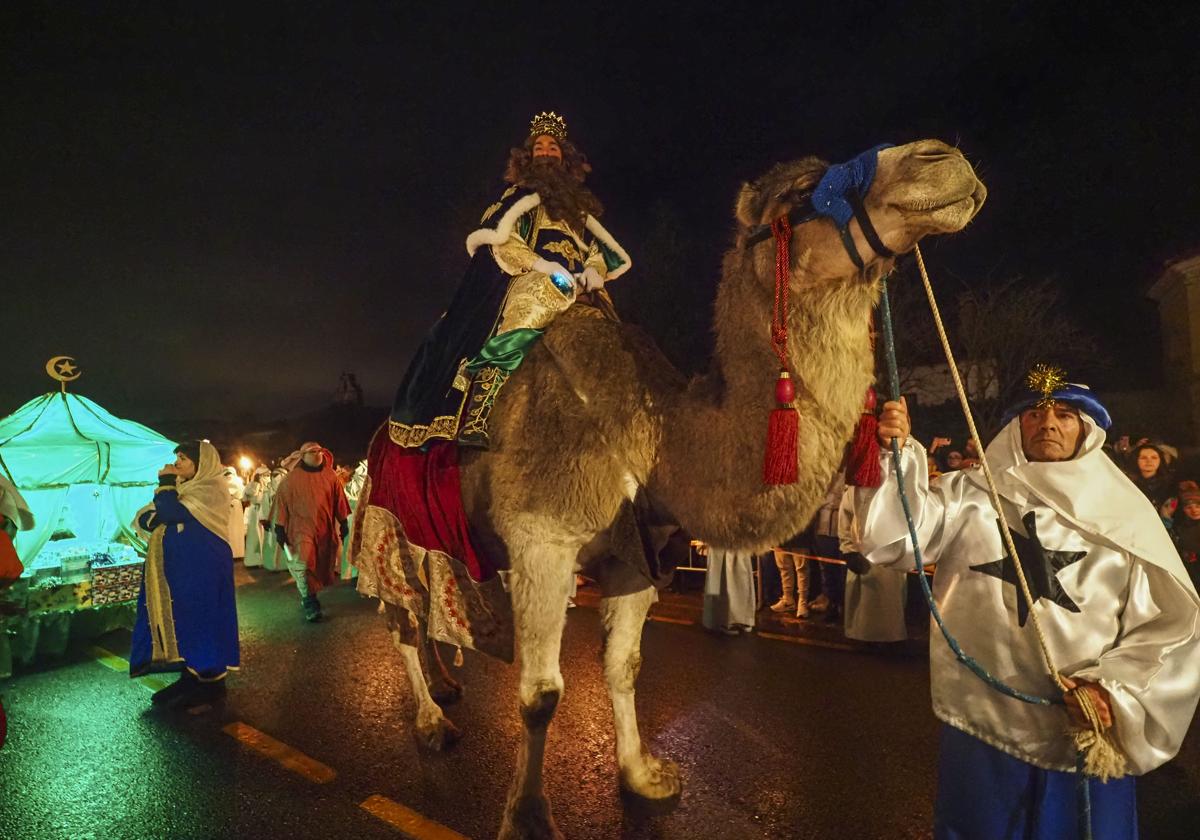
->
xmin=130 ymin=489 xmax=240 ymax=680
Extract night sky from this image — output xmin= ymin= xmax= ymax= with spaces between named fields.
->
xmin=4 ymin=3 xmax=1197 ymax=425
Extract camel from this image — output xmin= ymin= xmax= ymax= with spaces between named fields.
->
xmin=358 ymin=139 xmax=986 ymax=839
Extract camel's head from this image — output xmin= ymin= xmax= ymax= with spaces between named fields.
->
xmin=735 ymin=139 xmax=986 ymax=282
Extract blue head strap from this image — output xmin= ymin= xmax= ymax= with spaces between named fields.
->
xmin=743 ymin=144 xmax=896 ymax=270
xmin=811 ymin=143 xmax=893 ymax=228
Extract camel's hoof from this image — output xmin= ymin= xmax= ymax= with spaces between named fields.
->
xmin=497 ymin=794 xmax=563 ymax=840
xmin=619 ymin=756 xmax=683 ymax=814
xmin=414 ymin=716 xmax=461 ymax=751
xmin=430 ymin=678 xmax=464 ymax=707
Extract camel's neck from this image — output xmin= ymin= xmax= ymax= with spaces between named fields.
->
xmin=652 ymin=246 xmax=879 ymax=551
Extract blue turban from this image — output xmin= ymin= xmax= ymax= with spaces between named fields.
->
xmin=811 ymin=144 xmax=894 ymax=228
xmin=1001 ymin=383 xmax=1113 ymax=431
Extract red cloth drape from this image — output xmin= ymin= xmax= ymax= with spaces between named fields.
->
xmin=367 ymin=435 xmax=491 ymax=581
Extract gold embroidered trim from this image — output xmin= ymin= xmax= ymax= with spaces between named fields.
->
xmin=388 ymin=377 xmax=470 ymax=448
xmin=480 ymin=201 xmax=503 ymax=223
xmin=144 ymin=525 xmax=183 ymax=668
xmin=388 ymin=415 xmax=460 ymax=448
xmin=541 ymin=238 xmax=584 ymax=270
xmin=452 ymin=358 xmax=471 ymax=393
xmin=459 ymin=366 xmax=510 ymax=440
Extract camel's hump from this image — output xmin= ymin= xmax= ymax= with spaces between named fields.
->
xmin=535 ymin=306 xmax=688 ymax=402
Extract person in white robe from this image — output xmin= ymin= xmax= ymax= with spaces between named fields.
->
xmin=242 ymin=466 xmax=271 ymax=568
xmin=859 ymin=373 xmax=1200 ymax=839
xmin=700 ymin=545 xmax=756 ymax=634
xmin=839 ymin=486 xmax=907 ymax=642
xmin=340 ymin=459 xmax=367 ymax=580
xmin=261 ymin=465 xmax=290 ymax=571
xmin=222 ymin=467 xmax=247 ymax=562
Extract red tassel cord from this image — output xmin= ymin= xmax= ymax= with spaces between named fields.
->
xmin=846 ymin=387 xmax=882 ymax=488
xmin=764 ymin=371 xmax=800 ymax=484
xmin=763 ymin=216 xmax=800 ymax=485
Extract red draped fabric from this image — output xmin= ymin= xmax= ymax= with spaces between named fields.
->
xmin=366 ymin=434 xmax=491 ymax=581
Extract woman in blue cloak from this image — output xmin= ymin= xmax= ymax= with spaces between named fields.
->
xmin=130 ymin=440 xmax=240 ymax=709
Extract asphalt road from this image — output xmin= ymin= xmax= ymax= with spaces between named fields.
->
xmin=2 ymin=568 xmax=1198 ymax=840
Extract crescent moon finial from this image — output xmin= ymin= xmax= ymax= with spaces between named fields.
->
xmin=45 ymin=356 xmax=82 ymax=392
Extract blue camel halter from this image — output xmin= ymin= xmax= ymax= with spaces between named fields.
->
xmin=742 ymin=144 xmax=896 ymax=270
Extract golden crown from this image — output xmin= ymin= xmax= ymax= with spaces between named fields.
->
xmin=1026 ymin=363 xmax=1067 ymax=408
xmin=529 ymin=111 xmax=567 ymax=141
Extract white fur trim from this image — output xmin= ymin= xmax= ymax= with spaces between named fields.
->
xmin=465 ymin=194 xmax=541 ymax=256
xmin=585 ymin=216 xmax=632 ymax=279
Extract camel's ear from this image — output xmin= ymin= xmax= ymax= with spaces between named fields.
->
xmin=735 ymin=182 xmax=763 ymax=227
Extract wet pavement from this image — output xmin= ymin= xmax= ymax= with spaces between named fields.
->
xmin=2 ymin=567 xmax=1198 ymax=839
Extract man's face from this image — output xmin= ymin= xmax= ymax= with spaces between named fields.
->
xmin=532 ymin=134 xmax=562 ymax=161
xmin=1019 ymin=403 xmax=1084 ymax=462
xmin=301 ymin=444 xmax=324 ymax=468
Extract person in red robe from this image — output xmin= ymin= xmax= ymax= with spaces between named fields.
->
xmin=271 ymin=442 xmax=350 ymax=622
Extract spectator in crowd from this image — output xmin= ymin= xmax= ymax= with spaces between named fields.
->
xmin=700 ymin=544 xmax=756 ymax=635
xmin=769 ymin=541 xmax=809 ymax=619
xmin=960 ymin=437 xmax=980 ymax=469
xmin=1128 ymin=441 xmax=1176 ymax=520
xmin=926 ymin=455 xmax=943 ymax=480
xmin=808 ymin=473 xmax=846 ymax=623
xmin=1171 ymin=481 xmax=1200 ymax=590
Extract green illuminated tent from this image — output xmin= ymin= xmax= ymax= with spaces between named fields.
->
xmin=0 ymin=391 xmax=176 ymax=575
xmin=0 ymin=391 xmax=176 ymax=677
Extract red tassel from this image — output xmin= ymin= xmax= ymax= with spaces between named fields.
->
xmin=764 ymin=371 xmax=799 ymax=485
xmin=847 ymin=387 xmax=882 ymax=488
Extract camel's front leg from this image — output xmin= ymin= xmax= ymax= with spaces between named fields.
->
xmin=498 ymin=551 xmax=574 ymax=840
xmin=390 ymin=622 xmax=461 ymax=750
xmin=602 ymin=586 xmax=682 ymax=803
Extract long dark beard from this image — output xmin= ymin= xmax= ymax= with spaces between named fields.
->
xmin=516 ymin=159 xmax=602 ymax=233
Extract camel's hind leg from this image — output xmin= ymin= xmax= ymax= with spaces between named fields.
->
xmin=602 ymin=586 xmax=682 ymax=803
xmin=497 ymin=549 xmax=575 ymax=840
xmin=389 ymin=610 xmax=461 ymax=751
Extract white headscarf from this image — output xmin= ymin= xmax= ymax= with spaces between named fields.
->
xmin=170 ymin=441 xmax=234 ymax=547
xmin=968 ymin=414 xmax=1197 ymax=596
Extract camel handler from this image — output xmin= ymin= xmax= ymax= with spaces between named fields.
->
xmin=387 ymin=111 xmax=631 ymax=450
xmin=855 ymin=366 xmax=1200 ymax=839
xmin=271 ymin=442 xmax=350 ymax=622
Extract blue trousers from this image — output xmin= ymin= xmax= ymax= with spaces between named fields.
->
xmin=935 ymin=725 xmax=1136 ymax=839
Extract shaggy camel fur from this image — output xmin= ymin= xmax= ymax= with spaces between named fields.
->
xmin=385 ymin=139 xmax=985 ymax=840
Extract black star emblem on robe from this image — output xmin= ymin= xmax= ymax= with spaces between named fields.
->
xmin=969 ymin=511 xmax=1085 ymax=627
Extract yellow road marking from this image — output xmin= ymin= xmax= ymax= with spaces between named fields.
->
xmin=222 ymin=722 xmax=336 ymax=783
xmin=360 ymin=795 xmax=471 ymax=840
xmin=647 ymin=615 xmax=693 ymax=625
xmin=89 ymin=646 xmax=170 ymax=691
xmin=756 ymin=631 xmax=858 ymax=652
